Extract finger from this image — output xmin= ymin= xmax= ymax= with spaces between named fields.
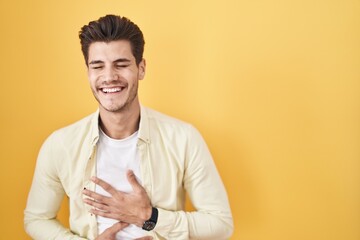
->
xmin=90 ymin=208 xmax=125 ymax=221
xmin=83 ymin=198 xmax=110 ymax=212
xmin=126 ymin=170 xmax=144 ymax=192
xmin=91 ymin=177 xmax=118 ymax=196
xmin=83 ymin=189 xmax=111 ymax=204
xmin=103 ymin=222 xmax=129 ymax=235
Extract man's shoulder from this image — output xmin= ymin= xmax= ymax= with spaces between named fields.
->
xmin=141 ymin=106 xmax=203 ymax=140
xmin=142 ymin=106 xmax=207 ymax=151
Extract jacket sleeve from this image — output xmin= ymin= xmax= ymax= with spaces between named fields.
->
xmin=24 ymin=133 xmax=87 ymax=240
xmin=153 ymin=125 xmax=234 ymax=239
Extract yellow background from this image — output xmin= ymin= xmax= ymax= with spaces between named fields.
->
xmin=0 ymin=0 xmax=359 ymax=239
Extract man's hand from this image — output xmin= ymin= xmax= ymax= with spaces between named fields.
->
xmin=96 ymin=222 xmax=153 ymax=240
xmin=83 ymin=170 xmax=152 ymax=227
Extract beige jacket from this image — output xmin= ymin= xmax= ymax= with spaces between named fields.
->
xmin=24 ymin=106 xmax=233 ymax=240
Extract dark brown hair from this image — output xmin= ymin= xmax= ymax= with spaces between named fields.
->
xmin=79 ymin=14 xmax=145 ymax=65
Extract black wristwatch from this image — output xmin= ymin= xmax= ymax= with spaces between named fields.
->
xmin=142 ymin=207 xmax=158 ymax=231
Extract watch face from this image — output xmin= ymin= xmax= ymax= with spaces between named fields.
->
xmin=143 ymin=221 xmax=156 ymax=231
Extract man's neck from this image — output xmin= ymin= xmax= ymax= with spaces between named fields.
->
xmin=99 ymin=103 xmax=141 ymax=140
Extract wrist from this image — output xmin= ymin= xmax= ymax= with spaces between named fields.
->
xmin=144 ymin=205 xmax=152 ymax=221
xmin=136 ymin=205 xmax=153 ymax=227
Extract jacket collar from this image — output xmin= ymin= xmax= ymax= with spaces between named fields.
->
xmin=89 ymin=105 xmax=150 ymax=144
xmin=138 ymin=105 xmax=151 ymax=143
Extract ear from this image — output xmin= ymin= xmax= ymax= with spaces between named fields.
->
xmin=138 ymin=58 xmax=146 ymax=80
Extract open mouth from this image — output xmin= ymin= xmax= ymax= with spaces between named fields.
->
xmin=100 ymin=87 xmax=124 ymax=93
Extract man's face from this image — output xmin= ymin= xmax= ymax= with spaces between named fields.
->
xmin=87 ymin=40 xmax=145 ymax=113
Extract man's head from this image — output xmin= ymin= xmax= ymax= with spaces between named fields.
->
xmin=80 ymin=15 xmax=146 ymax=114
xmin=79 ymin=14 xmax=145 ymax=66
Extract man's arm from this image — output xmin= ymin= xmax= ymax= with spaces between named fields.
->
xmin=24 ymin=134 xmax=87 ymax=240
xmin=150 ymin=125 xmax=233 ymax=239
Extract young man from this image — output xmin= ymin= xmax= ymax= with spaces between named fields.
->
xmin=24 ymin=15 xmax=233 ymax=240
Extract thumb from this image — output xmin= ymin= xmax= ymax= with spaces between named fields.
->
xmin=127 ymin=170 xmax=143 ymax=192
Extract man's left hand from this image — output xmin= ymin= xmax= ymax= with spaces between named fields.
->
xmin=83 ymin=170 xmax=152 ymax=227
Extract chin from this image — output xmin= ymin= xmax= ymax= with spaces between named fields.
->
xmin=102 ymin=106 xmax=124 ymax=112
xmin=101 ymin=102 xmax=129 ymax=112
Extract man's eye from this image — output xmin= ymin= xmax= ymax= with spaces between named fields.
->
xmin=91 ymin=66 xmax=103 ymax=69
xmin=116 ymin=65 xmax=129 ymax=68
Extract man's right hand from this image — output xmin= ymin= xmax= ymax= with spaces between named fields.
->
xmin=95 ymin=222 xmax=153 ymax=240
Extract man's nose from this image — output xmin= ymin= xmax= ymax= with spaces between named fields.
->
xmin=102 ymin=67 xmax=119 ymax=82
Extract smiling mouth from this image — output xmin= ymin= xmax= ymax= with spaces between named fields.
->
xmin=100 ymin=87 xmax=123 ymax=93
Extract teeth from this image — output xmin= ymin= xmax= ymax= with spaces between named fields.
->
xmin=102 ymin=87 xmax=121 ymax=93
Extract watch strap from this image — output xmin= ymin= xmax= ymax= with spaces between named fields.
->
xmin=142 ymin=207 xmax=158 ymax=231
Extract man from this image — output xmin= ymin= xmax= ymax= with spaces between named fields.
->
xmin=24 ymin=15 xmax=233 ymax=240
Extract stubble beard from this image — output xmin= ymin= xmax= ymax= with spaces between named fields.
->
xmin=92 ymin=81 xmax=139 ymax=113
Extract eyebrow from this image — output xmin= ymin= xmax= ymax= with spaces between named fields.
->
xmin=88 ymin=58 xmax=131 ymax=65
xmin=88 ymin=60 xmax=103 ymax=65
xmin=114 ymin=58 xmax=131 ymax=64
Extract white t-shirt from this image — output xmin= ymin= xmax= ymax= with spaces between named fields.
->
xmin=96 ymin=128 xmax=147 ymax=240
